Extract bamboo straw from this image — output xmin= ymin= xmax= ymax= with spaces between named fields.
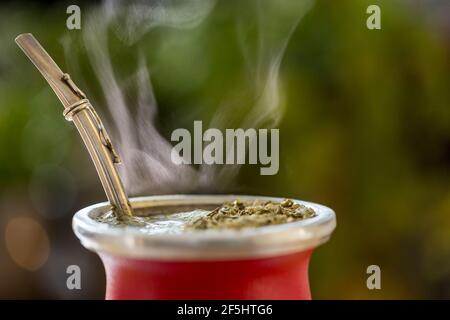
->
xmin=15 ymin=33 xmax=133 ymax=217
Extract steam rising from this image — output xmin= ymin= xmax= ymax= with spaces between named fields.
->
xmin=74 ymin=0 xmax=313 ymax=195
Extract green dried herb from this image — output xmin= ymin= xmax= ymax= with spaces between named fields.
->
xmin=186 ymin=199 xmax=316 ymax=230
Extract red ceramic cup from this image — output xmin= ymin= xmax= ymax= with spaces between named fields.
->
xmin=73 ymin=195 xmax=336 ymax=300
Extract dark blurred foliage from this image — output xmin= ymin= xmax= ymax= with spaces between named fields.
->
xmin=0 ymin=0 xmax=449 ymax=299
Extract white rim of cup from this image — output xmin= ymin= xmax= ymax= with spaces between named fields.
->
xmin=72 ymin=194 xmax=336 ymax=260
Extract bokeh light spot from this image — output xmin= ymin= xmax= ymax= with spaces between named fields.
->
xmin=5 ymin=217 xmax=50 ymax=271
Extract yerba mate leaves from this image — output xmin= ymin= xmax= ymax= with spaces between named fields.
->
xmin=186 ymin=199 xmax=316 ymax=230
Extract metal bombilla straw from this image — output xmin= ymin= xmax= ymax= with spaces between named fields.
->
xmin=15 ymin=33 xmax=133 ymax=218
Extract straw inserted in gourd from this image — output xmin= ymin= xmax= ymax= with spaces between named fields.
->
xmin=15 ymin=33 xmax=133 ymax=218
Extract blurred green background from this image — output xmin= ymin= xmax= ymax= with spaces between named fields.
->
xmin=0 ymin=0 xmax=449 ymax=299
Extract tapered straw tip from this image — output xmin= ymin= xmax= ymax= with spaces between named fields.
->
xmin=15 ymin=33 xmax=34 ymax=45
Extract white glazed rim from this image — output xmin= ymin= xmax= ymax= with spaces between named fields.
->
xmin=72 ymin=194 xmax=336 ymax=260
